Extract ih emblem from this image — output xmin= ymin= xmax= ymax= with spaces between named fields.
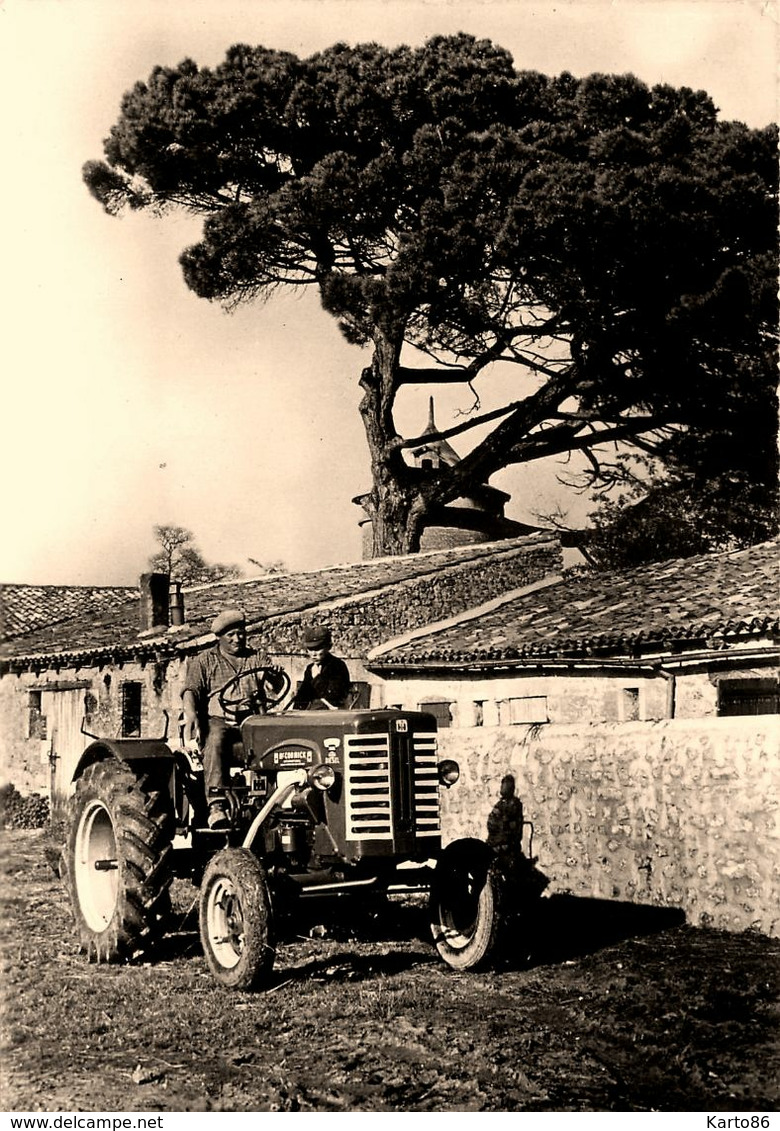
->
xmin=395 ymin=719 xmax=408 ymax=733
xmin=324 ymin=737 xmax=341 ymax=764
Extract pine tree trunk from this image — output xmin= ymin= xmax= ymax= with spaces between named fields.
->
xmin=366 ymin=489 xmax=425 ymax=558
xmin=358 ymin=333 xmax=429 ymax=557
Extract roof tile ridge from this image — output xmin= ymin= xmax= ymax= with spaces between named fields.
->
xmin=355 ymin=531 xmax=556 ymax=568
xmin=366 ymin=573 xmax=564 ymax=661
xmin=242 ymin=535 xmax=560 ymax=621
xmin=614 ymin=538 xmax=779 ymax=583
xmin=185 ymin=534 xmax=560 ymax=617
xmin=0 ymin=582 xmax=137 ymax=593
xmin=180 ymin=532 xmax=558 ymax=592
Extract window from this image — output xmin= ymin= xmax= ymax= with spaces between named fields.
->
xmin=500 ymin=696 xmax=548 ymax=725
xmin=419 ymin=700 xmax=452 ymax=728
xmin=121 ymin=682 xmax=143 ymax=737
xmin=621 ymin=687 xmax=641 ymax=722
xmin=473 ymin=700 xmax=485 ymax=727
xmin=346 ymin=681 xmax=371 ymax=709
xmin=27 ymin=691 xmax=47 ymax=740
xmin=718 ymin=678 xmax=780 ymax=717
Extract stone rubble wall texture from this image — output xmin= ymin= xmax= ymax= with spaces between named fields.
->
xmin=438 ymin=716 xmax=780 ymax=937
xmin=251 ymin=540 xmax=560 ymax=657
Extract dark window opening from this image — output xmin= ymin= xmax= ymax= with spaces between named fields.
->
xmin=27 ymin=690 xmax=47 ymax=740
xmin=346 ymin=681 xmax=371 ymax=709
xmin=419 ymin=700 xmax=452 ymax=728
xmin=621 ymin=687 xmax=641 ymax=722
xmin=121 ymin=682 xmax=143 ymax=737
xmin=718 ymin=678 xmax=780 ymax=717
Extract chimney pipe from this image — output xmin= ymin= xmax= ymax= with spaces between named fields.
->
xmin=139 ymin=573 xmax=170 ymax=631
xmin=169 ymin=581 xmax=185 ymax=627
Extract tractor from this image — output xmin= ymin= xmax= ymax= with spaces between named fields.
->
xmin=61 ymin=666 xmax=505 ymax=990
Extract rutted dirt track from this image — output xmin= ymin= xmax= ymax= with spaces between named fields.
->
xmin=1 ymin=830 xmax=778 ymax=1113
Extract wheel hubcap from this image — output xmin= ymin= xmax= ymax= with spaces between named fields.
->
xmin=207 ymin=877 xmax=245 ymax=969
xmin=74 ymin=800 xmax=119 ymax=932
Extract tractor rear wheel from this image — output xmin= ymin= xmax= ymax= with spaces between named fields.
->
xmin=429 ymin=838 xmax=501 ymax=971
xmin=62 ymin=759 xmax=174 ymax=962
xmin=199 ymin=847 xmax=276 ymax=990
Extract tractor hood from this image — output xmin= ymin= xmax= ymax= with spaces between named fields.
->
xmin=240 ymin=708 xmax=436 ymax=772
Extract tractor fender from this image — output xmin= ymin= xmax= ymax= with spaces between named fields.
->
xmin=439 ymin=837 xmax=496 ymax=874
xmin=72 ymin=738 xmax=176 ymax=784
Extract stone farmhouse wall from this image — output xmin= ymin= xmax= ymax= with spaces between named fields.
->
xmin=373 ymin=647 xmax=779 ymax=725
xmin=253 ymin=536 xmax=560 ymax=658
xmin=438 ymin=716 xmax=779 ymax=937
xmin=373 ymin=669 xmax=672 ymax=725
xmin=0 ymin=659 xmax=180 ymax=801
xmin=0 ymin=538 xmax=561 ymax=800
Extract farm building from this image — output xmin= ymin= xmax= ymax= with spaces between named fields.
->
xmin=362 ymin=539 xmax=779 ymax=936
xmin=367 ymin=539 xmax=780 ymax=726
xmin=0 ymin=533 xmax=560 ymax=805
xmin=1 ymin=535 xmax=778 ymax=934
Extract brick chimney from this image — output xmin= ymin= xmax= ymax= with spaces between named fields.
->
xmin=169 ymin=581 xmax=185 ymax=627
xmin=139 ymin=573 xmax=170 ymax=631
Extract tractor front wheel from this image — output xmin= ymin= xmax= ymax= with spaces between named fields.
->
xmin=429 ymin=838 xmax=501 ymax=971
xmin=62 ymin=759 xmax=173 ymax=963
xmin=199 ymin=848 xmax=276 ymax=990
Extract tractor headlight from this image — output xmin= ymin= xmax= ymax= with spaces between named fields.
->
xmin=309 ymin=764 xmax=336 ymax=791
xmin=437 ymin=759 xmax=460 ymax=789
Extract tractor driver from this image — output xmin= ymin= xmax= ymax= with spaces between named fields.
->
xmin=181 ymin=608 xmax=287 ymax=829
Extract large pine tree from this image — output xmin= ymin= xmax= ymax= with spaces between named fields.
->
xmin=85 ymin=35 xmax=778 ymax=556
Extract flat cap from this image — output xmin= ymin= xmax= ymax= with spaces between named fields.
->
xmin=211 ymin=608 xmax=245 ymax=636
xmin=302 ymin=625 xmax=331 ymax=649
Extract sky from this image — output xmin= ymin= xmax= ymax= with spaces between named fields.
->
xmin=1 ymin=0 xmax=776 ymax=586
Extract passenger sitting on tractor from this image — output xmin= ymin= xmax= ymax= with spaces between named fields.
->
xmin=181 ymin=608 xmax=288 ymax=829
xmin=291 ymin=626 xmax=351 ymax=710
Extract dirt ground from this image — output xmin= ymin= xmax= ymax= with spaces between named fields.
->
xmin=1 ymin=829 xmax=778 ymax=1113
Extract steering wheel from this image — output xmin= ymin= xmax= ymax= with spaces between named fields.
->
xmin=216 ymin=666 xmax=292 ymax=715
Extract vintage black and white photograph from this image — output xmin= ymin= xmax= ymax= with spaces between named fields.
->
xmin=1 ymin=0 xmax=778 ymax=1116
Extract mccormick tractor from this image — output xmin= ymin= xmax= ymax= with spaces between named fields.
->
xmin=61 ymin=666 xmax=505 ymax=990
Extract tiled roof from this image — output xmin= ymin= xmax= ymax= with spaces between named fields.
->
xmin=0 ymin=534 xmax=557 ymax=668
xmin=369 ymin=540 xmax=780 ymax=667
xmin=0 ymin=584 xmax=137 ymax=642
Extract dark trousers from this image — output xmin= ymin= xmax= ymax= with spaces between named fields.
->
xmin=201 ymin=716 xmax=241 ymax=799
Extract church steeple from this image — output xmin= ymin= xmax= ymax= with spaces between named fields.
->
xmin=411 ymin=397 xmax=460 ymax=471
xmin=354 ymin=395 xmax=535 ymax=557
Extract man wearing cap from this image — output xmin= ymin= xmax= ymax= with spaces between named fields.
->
xmin=291 ymin=626 xmax=351 ymax=711
xmin=181 ymin=608 xmax=287 ymax=829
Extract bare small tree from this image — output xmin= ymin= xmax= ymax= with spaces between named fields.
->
xmin=148 ymin=525 xmax=243 ymax=586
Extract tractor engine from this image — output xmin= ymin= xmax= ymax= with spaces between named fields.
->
xmin=240 ymin=708 xmax=449 ymax=870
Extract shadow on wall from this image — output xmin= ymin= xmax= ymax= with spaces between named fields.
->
xmin=485 ymin=772 xmax=687 ymax=969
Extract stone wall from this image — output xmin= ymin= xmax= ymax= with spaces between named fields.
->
xmin=438 ymin=716 xmax=779 ymax=936
xmin=1 ymin=538 xmax=561 ymax=798
xmin=0 ymin=659 xmax=179 ymax=800
xmin=375 ymin=669 xmax=671 ymax=725
xmin=418 ymin=526 xmax=490 ymax=553
xmin=253 ymin=537 xmax=561 ymax=656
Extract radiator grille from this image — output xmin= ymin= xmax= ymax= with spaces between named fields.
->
xmin=343 ymin=730 xmax=440 ymax=842
xmin=344 ymin=733 xmax=392 ymax=840
xmin=411 ymin=733 xmax=441 ymax=838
